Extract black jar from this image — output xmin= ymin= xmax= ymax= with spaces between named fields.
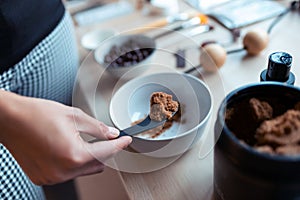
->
xmin=214 ymin=82 xmax=300 ymax=200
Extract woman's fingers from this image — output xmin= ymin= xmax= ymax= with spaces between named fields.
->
xmin=68 ymin=136 xmax=132 ymax=179
xmin=72 ymin=108 xmax=119 ymax=139
xmin=85 ymin=136 xmax=132 ymax=162
xmin=76 ymin=160 xmax=106 ymax=177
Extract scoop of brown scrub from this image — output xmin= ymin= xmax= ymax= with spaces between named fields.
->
xmin=149 ymin=92 xmax=179 ymax=121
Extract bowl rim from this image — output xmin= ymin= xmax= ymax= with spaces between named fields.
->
xmin=218 ymin=82 xmax=300 ymax=162
xmin=93 ymin=33 xmax=157 ymax=69
xmin=109 ymin=72 xmax=213 ymax=141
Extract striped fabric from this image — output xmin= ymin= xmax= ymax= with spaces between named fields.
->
xmin=0 ymin=12 xmax=79 ymax=200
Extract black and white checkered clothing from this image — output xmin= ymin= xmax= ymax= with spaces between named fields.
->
xmin=0 ymin=11 xmax=79 ymax=200
xmin=0 ymin=12 xmax=78 ymax=105
xmin=0 ymin=145 xmax=45 ymax=200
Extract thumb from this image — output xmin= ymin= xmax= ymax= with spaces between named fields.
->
xmin=86 ymin=136 xmax=132 ymax=161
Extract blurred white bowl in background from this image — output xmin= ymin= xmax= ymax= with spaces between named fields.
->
xmin=81 ymin=29 xmax=116 ymax=50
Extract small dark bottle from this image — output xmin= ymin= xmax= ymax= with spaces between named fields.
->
xmin=260 ymin=52 xmax=295 ymax=85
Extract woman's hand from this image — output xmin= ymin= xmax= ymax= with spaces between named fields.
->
xmin=0 ymin=90 xmax=132 ymax=185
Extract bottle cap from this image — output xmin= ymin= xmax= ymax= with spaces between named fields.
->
xmin=267 ymin=52 xmax=292 ymax=81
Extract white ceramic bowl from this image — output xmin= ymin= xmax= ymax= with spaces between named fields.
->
xmin=81 ymin=29 xmax=116 ymax=50
xmin=94 ymin=34 xmax=156 ymax=80
xmin=109 ymin=72 xmax=212 ymax=157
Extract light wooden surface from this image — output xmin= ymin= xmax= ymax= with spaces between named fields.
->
xmin=71 ymin=1 xmax=300 ymax=199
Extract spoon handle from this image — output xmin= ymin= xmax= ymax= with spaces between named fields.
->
xmin=118 ymin=116 xmax=165 ymax=137
xmin=89 ymin=115 xmax=168 ymax=142
xmin=118 ymin=130 xmax=130 ymax=138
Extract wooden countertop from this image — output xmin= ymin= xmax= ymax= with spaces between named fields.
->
xmin=71 ymin=1 xmax=300 ymax=199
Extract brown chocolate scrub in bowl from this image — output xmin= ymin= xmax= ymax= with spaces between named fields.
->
xmin=226 ymin=97 xmax=300 ymax=156
xmin=149 ymin=92 xmax=179 ymax=121
xmin=132 ymin=92 xmax=182 ymax=138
